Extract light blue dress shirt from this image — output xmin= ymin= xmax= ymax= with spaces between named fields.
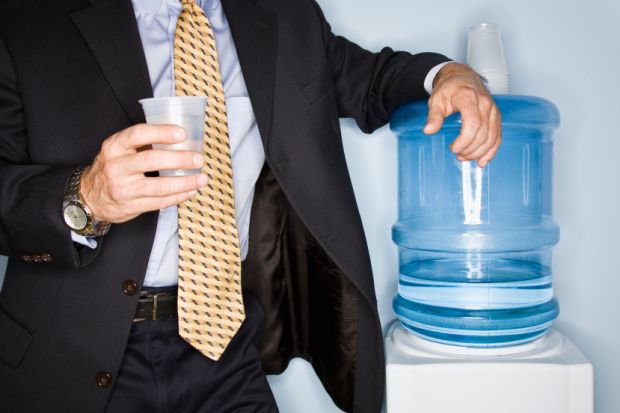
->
xmin=133 ymin=0 xmax=265 ymax=286
xmin=73 ymin=0 xmax=444 ymax=287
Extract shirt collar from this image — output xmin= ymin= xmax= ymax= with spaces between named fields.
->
xmin=198 ymin=0 xmax=220 ymax=12
xmin=132 ymin=0 xmax=221 ymax=20
xmin=132 ymin=0 xmax=164 ymax=20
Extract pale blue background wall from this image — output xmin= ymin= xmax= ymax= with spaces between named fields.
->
xmin=1 ymin=0 xmax=618 ymax=411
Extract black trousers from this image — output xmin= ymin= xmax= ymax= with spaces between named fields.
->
xmin=105 ymin=292 xmax=279 ymax=413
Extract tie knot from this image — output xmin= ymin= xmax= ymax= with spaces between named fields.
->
xmin=181 ymin=0 xmax=196 ymax=5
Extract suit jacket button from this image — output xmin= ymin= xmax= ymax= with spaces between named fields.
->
xmin=32 ymin=254 xmax=43 ymax=263
xmin=21 ymin=255 xmax=32 ymax=262
xmin=122 ymin=280 xmax=139 ymax=296
xmin=96 ymin=372 xmax=113 ymax=388
xmin=41 ymin=253 xmax=54 ymax=263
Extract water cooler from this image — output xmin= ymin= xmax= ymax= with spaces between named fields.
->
xmin=384 ymin=96 xmax=593 ymax=412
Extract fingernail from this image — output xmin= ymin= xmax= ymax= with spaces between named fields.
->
xmin=188 ymin=190 xmax=198 ymax=197
xmin=197 ymin=174 xmax=208 ymax=186
xmin=173 ymin=127 xmax=186 ymax=141
xmin=193 ymin=153 xmax=204 ymax=167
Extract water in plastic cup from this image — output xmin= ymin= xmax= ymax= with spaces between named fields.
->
xmin=139 ymin=96 xmax=207 ymax=176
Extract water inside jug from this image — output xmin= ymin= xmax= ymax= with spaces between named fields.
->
xmin=391 ymin=95 xmax=560 ymax=347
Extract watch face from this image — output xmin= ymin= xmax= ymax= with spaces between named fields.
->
xmin=63 ymin=204 xmax=88 ymax=231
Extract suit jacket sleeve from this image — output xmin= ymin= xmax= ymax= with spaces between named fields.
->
xmin=0 ymin=34 xmax=100 ymax=269
xmin=310 ymin=0 xmax=452 ymax=133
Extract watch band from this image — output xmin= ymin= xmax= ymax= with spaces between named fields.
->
xmin=63 ymin=167 xmax=111 ymax=237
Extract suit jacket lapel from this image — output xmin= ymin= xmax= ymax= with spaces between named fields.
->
xmin=70 ymin=0 xmax=277 ymax=141
xmin=222 ymin=0 xmax=278 ymax=146
xmin=70 ymin=0 xmax=152 ymax=125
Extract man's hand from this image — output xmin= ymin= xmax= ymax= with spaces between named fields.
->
xmin=424 ymin=63 xmax=501 ymax=168
xmin=80 ymin=124 xmax=208 ymax=223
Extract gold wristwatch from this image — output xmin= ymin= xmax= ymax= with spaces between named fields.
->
xmin=62 ymin=167 xmax=111 ymax=237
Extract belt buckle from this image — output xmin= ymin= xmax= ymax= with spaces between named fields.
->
xmin=133 ymin=291 xmax=168 ymax=323
xmin=152 ymin=292 xmax=164 ymax=321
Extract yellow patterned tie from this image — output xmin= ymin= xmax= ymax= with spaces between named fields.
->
xmin=173 ymin=0 xmax=244 ymax=361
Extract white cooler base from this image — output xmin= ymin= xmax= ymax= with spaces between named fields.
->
xmin=385 ymin=324 xmax=593 ymax=413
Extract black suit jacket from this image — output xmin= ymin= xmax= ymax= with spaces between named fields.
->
xmin=0 ymin=0 xmax=449 ymax=411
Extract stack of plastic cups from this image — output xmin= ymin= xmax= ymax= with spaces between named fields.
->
xmin=467 ymin=23 xmax=511 ymax=94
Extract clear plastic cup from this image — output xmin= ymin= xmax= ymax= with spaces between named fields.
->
xmin=139 ymin=96 xmax=207 ymax=176
xmin=467 ymin=23 xmax=509 ymax=74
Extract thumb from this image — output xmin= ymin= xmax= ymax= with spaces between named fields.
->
xmin=424 ymin=102 xmax=447 ymax=135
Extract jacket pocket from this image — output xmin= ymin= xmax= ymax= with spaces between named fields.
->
xmin=0 ymin=304 xmax=32 ymax=369
xmin=301 ymin=66 xmax=334 ymax=104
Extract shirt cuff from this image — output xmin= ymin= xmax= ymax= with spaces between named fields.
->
xmin=424 ymin=62 xmax=452 ymax=95
xmin=71 ymin=231 xmax=98 ymax=249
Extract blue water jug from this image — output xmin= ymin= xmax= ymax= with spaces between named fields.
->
xmin=390 ymin=95 xmax=560 ymax=347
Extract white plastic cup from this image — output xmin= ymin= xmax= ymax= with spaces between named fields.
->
xmin=467 ymin=23 xmax=508 ymax=73
xmin=139 ymin=96 xmax=207 ymax=176
xmin=467 ymin=23 xmax=511 ymax=94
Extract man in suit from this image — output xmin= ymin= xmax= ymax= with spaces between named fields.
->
xmin=0 ymin=0 xmax=500 ymax=412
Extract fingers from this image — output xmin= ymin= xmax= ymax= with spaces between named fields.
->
xmin=88 ymin=173 xmax=207 ymax=223
xmin=132 ymin=191 xmax=200 ymax=215
xmin=82 ymin=124 xmax=209 ymax=224
xmin=457 ymin=104 xmax=496 ymax=164
xmin=126 ymin=149 xmax=204 ymax=174
xmin=459 ymin=97 xmax=492 ymax=155
xmin=109 ymin=190 xmax=199 ymax=223
xmin=460 ymin=106 xmax=497 ymax=156
xmin=478 ymin=139 xmax=501 ymax=168
xmin=459 ymin=102 xmax=501 ymax=166
xmin=112 ymin=124 xmax=187 ymax=154
xmin=424 ymin=97 xmax=449 ymax=135
xmin=478 ymin=111 xmax=502 ymax=167
xmin=427 ymin=63 xmax=502 ymax=166
xmin=450 ymin=94 xmax=482 ymax=154
xmin=126 ymin=174 xmax=208 ymax=199
xmin=449 ymin=93 xmax=501 ymax=167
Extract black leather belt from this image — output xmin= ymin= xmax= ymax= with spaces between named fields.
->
xmin=133 ymin=290 xmax=177 ymax=322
